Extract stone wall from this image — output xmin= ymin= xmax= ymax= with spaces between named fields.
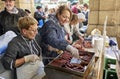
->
xmin=0 ymin=1 xmax=4 ymax=11
xmin=88 ymin=0 xmax=120 ymax=37
xmin=88 ymin=0 xmax=120 ymax=49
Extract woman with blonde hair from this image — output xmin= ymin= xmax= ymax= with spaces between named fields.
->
xmin=2 ymin=16 xmax=45 ymax=79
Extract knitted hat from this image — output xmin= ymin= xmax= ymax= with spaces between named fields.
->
xmin=77 ymin=13 xmax=86 ymax=20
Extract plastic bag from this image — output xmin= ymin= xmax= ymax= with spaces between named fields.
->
xmin=0 ymin=31 xmax=17 ymax=54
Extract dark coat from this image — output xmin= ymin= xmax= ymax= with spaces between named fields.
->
xmin=1 ymin=35 xmax=42 ymax=70
xmin=1 ymin=34 xmax=42 ymax=79
xmin=0 ymin=8 xmax=27 ymax=35
xmin=40 ymin=16 xmax=69 ymax=51
xmin=82 ymin=11 xmax=89 ymax=25
xmin=34 ymin=11 xmax=45 ymax=23
xmin=40 ymin=15 xmax=69 ymax=65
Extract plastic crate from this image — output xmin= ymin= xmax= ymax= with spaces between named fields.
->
xmin=105 ymin=70 xmax=118 ymax=79
xmin=104 ymin=58 xmax=116 ymax=71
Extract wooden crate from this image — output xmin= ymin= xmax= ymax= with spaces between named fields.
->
xmin=45 ymin=51 xmax=95 ymax=79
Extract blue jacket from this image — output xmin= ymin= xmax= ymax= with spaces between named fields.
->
xmin=40 ymin=16 xmax=69 ymax=50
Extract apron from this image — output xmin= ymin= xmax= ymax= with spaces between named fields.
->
xmin=17 ymin=60 xmax=45 ymax=79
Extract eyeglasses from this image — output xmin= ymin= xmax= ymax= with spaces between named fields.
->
xmin=27 ymin=28 xmax=38 ymax=33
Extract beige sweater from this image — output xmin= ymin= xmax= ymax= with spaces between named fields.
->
xmin=64 ymin=23 xmax=83 ymax=42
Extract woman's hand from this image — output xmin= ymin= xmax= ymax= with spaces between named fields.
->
xmin=65 ymin=34 xmax=72 ymax=44
xmin=79 ymin=36 xmax=84 ymax=42
xmin=24 ymin=54 xmax=39 ymax=63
